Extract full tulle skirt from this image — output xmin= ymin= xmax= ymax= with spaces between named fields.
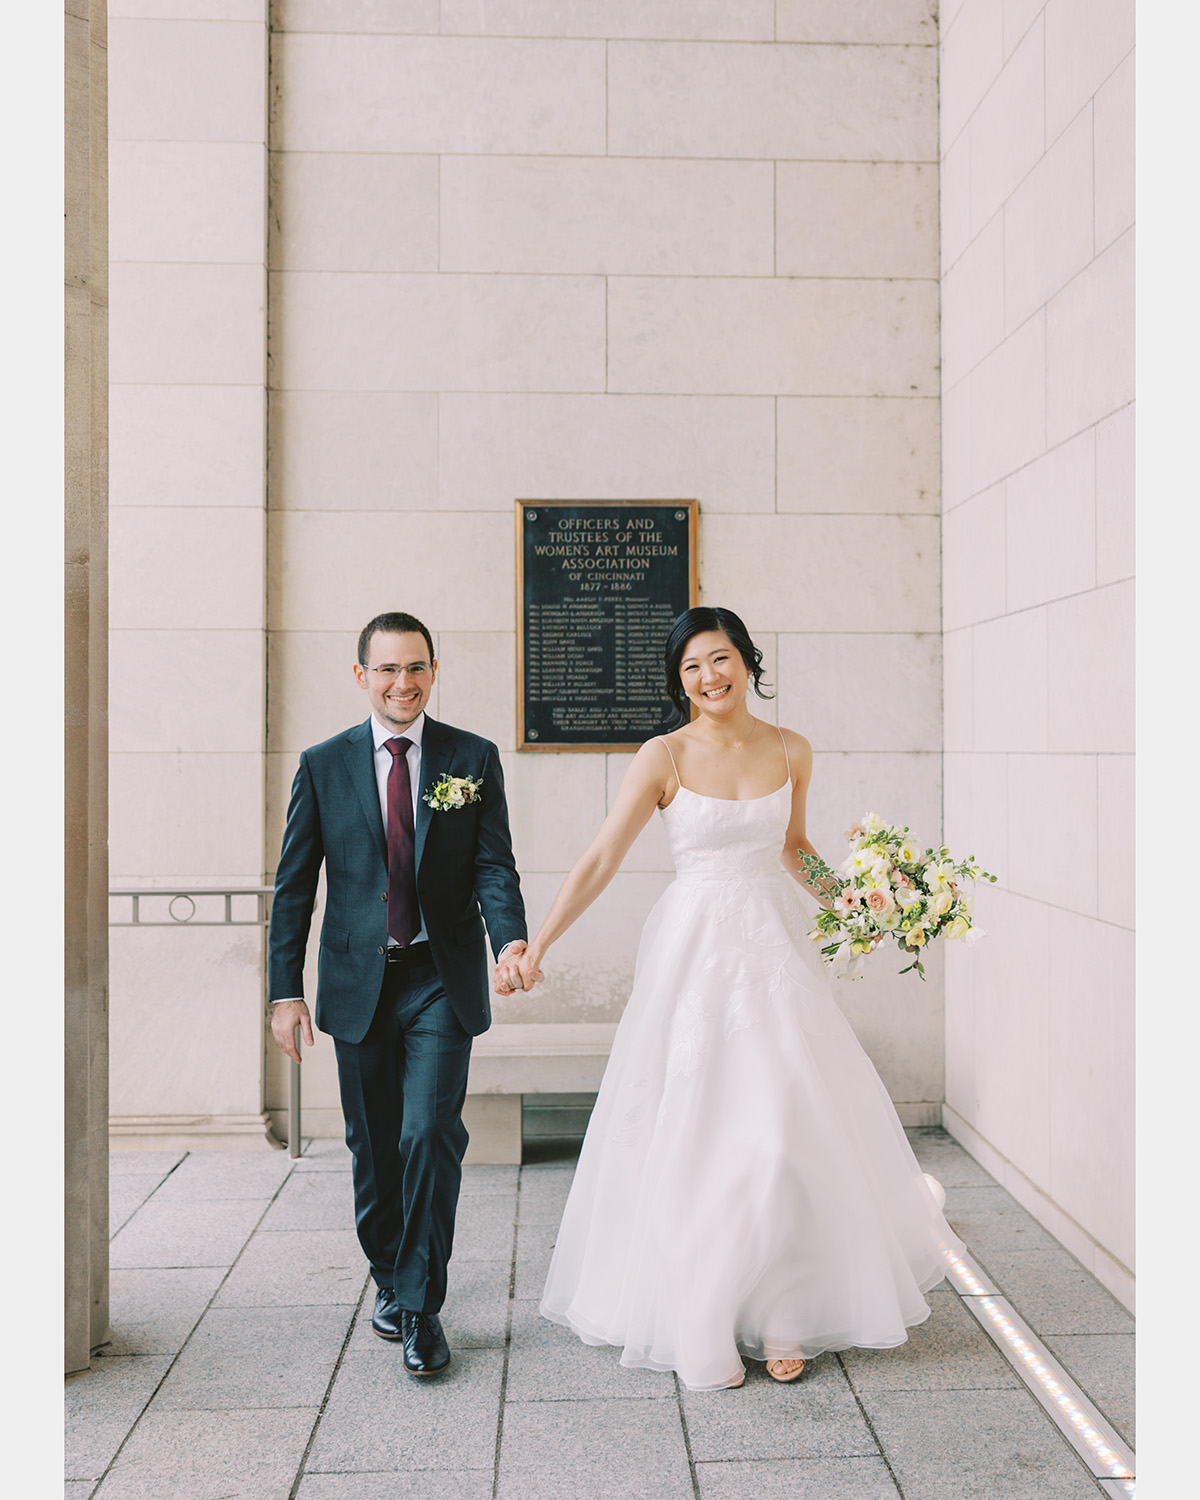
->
xmin=539 ymin=868 xmax=964 ymax=1392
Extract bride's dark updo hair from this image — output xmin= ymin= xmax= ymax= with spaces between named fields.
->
xmin=663 ymin=606 xmax=774 ymax=725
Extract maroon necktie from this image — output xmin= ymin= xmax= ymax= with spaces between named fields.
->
xmin=383 ymin=737 xmax=418 ymax=946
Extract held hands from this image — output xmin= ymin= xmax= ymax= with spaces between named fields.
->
xmin=493 ymin=940 xmax=545 ymax=996
xmin=270 ymin=999 xmax=314 ymax=1064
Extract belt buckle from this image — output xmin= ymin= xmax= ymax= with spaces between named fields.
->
xmin=387 ymin=942 xmax=428 ymax=964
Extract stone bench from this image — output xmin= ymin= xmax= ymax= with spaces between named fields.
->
xmin=111 ymin=1021 xmax=618 ymax=1158
xmin=462 ymin=1022 xmax=617 ymax=1164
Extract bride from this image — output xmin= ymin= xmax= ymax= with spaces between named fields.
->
xmin=500 ymin=606 xmax=964 ymax=1391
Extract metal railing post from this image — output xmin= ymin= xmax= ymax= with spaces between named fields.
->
xmin=288 ymin=1042 xmax=302 ymax=1159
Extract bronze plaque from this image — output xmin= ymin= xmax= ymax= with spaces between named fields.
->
xmin=516 ymin=500 xmax=699 ymax=751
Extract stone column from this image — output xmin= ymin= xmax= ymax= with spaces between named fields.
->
xmin=65 ymin=0 xmax=110 ymax=1373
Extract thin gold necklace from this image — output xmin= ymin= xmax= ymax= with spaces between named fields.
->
xmin=703 ymin=717 xmax=757 ymax=753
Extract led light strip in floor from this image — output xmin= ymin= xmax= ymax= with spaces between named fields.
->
xmin=941 ymin=1243 xmax=1135 ymax=1494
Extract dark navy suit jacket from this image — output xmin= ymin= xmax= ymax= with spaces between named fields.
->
xmin=268 ymin=715 xmax=527 ymax=1042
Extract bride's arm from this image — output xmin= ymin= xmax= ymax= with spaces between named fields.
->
xmin=778 ymin=730 xmax=839 ymax=906
xmin=516 ymin=738 xmax=673 ymax=981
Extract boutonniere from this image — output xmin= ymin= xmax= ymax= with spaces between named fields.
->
xmin=423 ymin=773 xmax=483 ymax=812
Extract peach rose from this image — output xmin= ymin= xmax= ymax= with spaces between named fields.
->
xmin=866 ymin=888 xmax=894 ymax=915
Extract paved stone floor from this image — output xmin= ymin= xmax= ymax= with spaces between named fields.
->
xmin=67 ymin=1129 xmax=1134 ymax=1499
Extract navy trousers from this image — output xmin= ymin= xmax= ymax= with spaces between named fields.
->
xmin=333 ymin=949 xmax=472 ymax=1314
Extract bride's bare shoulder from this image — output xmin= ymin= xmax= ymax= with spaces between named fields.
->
xmin=632 ymin=732 xmax=679 ymax=779
xmin=636 ymin=729 xmax=682 ymax=756
xmin=778 ymin=726 xmax=814 ymax=770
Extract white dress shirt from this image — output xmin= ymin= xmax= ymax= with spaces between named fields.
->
xmin=272 ymin=712 xmax=516 ymax=1002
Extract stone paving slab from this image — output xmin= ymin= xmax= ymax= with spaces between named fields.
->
xmin=92 ymin=1407 xmax=318 ymax=1500
xmin=505 ymin=1298 xmax=675 ymax=1401
xmin=452 ymin=1190 xmax=519 ymax=1261
xmin=296 ymin=1473 xmax=495 ymax=1500
xmin=943 ymin=1186 xmax=1061 ymax=1254
xmin=971 ymin=1248 xmax=1135 ymax=1336
xmin=213 ymin=1228 xmax=369 ymax=1308
xmin=71 ymin=1132 xmax=1132 ymax=1500
xmin=306 ymin=1346 xmax=504 ymax=1473
xmin=107 ymin=1152 xmax=185 ymax=1179
xmin=840 ymin=1287 xmax=1020 ymax=1392
xmin=859 ymin=1389 xmax=1105 ymax=1499
xmin=293 ymin=1139 xmax=353 ymax=1172
xmin=1042 ymin=1333 xmax=1135 ymax=1447
xmin=695 ymin=1455 xmax=902 ymax=1499
xmin=497 ymin=1396 xmax=693 ymax=1500
xmin=459 ymin=1164 xmax=520 ymax=1195
xmin=906 ymin=1132 xmax=995 ymax=1188
xmin=515 ymin=1163 xmax=574 ymax=1224
xmin=65 ymin=1356 xmax=173 ymax=1481
xmin=347 ymin=1258 xmax=512 ymax=1351
xmin=105 ymin=1267 xmax=228 ymax=1356
xmin=109 ymin=1176 xmax=171 ymax=1236
xmin=513 ymin=1221 xmax=557 ymax=1299
xmin=109 ymin=1196 xmax=272 ymax=1270
xmin=150 ymin=1151 xmax=294 ymax=1203
xmin=152 ymin=1304 xmax=355 ymax=1410
xmin=681 ymin=1357 xmax=877 ymax=1461
xmin=257 ymin=1171 xmax=357 ymax=1232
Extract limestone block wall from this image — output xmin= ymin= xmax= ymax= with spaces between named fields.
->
xmin=938 ymin=0 xmax=1135 ymax=1307
xmin=265 ymin=1 xmax=947 ymax=1128
xmin=107 ymin=1 xmax=273 ymax=1143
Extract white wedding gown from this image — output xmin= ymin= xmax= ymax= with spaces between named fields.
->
xmin=540 ymin=750 xmax=965 ymax=1391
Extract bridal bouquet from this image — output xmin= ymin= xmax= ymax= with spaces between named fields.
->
xmin=800 ymin=814 xmax=996 ymax=979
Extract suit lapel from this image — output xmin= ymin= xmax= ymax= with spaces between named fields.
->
xmin=341 ymin=719 xmax=387 ymax=867
xmin=415 ymin=717 xmax=452 ymax=870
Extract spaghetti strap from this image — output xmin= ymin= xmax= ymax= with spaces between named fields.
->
xmin=656 ymin=736 xmax=684 ymax=790
xmin=777 ymin=726 xmax=792 ymax=784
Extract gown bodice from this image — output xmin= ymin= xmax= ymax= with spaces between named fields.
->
xmin=658 ymin=781 xmax=793 ymax=885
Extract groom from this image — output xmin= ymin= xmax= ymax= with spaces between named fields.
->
xmin=268 ymin=611 xmax=529 ymax=1375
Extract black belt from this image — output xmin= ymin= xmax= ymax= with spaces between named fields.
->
xmin=383 ymin=941 xmax=433 ymax=965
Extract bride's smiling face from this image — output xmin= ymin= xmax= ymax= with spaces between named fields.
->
xmin=679 ymin=631 xmax=749 ymax=718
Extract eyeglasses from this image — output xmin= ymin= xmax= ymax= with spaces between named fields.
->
xmin=364 ymin=663 xmax=431 ymax=682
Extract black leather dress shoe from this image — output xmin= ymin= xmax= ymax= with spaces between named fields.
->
xmin=399 ymin=1310 xmax=450 ymax=1375
xmin=371 ymin=1286 xmax=403 ymax=1341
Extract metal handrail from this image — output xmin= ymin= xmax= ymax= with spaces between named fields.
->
xmin=108 ymin=885 xmax=304 ymax=1158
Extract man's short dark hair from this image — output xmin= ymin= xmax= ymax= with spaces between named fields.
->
xmin=357 ymin=612 xmax=435 ymax=668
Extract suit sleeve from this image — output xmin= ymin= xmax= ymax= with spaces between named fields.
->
xmin=268 ymin=752 xmax=325 ymax=1001
xmin=472 ymin=742 xmax=527 ymax=955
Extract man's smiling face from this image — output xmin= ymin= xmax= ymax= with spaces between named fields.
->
xmin=354 ymin=629 xmax=437 ymax=732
